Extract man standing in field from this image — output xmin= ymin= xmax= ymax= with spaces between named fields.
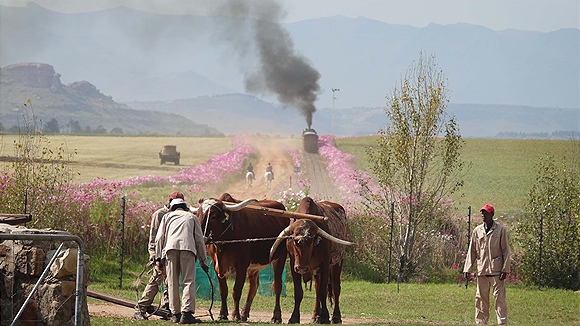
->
xmin=463 ymin=204 xmax=511 ymax=325
xmin=134 ymin=191 xmax=184 ymax=320
xmin=155 ymin=197 xmax=209 ymax=324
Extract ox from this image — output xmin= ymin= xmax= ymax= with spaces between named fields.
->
xmin=270 ymin=197 xmax=353 ymax=324
xmin=197 ymin=193 xmax=289 ymax=323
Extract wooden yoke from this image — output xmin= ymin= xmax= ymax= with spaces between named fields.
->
xmin=223 ymin=202 xmax=329 ymax=222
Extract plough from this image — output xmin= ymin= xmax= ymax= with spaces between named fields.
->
xmin=87 ymin=289 xmax=171 ymax=319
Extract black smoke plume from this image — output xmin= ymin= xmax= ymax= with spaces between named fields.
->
xmin=214 ymin=1 xmax=320 ymax=128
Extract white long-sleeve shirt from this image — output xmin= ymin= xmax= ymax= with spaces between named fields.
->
xmin=155 ymin=209 xmax=207 ymax=267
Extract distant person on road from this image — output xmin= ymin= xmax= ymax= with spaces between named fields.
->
xmin=155 ymin=198 xmax=209 ymax=324
xmin=266 ymin=162 xmax=274 ymax=180
xmin=134 ymin=192 xmax=184 ymax=320
xmin=247 ymin=162 xmax=255 ymax=180
xmin=463 ymin=204 xmax=511 ymax=326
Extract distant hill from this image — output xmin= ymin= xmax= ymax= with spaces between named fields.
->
xmin=0 ymin=3 xmax=578 ymax=110
xmin=0 ymin=63 xmax=223 ymax=136
xmin=126 ymin=95 xmax=580 ymax=139
xmin=1 ymin=62 xmax=576 ymax=138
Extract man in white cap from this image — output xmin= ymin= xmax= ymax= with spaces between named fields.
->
xmin=155 ymin=197 xmax=209 ymax=324
xmin=463 ymin=204 xmax=511 ymax=325
xmin=134 ymin=191 xmax=184 ymax=320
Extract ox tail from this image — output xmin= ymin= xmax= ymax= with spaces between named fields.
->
xmin=328 ymin=282 xmax=334 ymax=306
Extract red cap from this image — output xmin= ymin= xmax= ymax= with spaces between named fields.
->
xmin=169 ymin=191 xmax=185 ymax=199
xmin=480 ymin=204 xmax=494 ymax=213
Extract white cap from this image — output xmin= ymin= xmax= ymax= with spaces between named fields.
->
xmin=170 ymin=198 xmax=185 ymax=207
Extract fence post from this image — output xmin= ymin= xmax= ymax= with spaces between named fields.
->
xmin=537 ymin=211 xmax=543 ymax=288
xmin=387 ymin=202 xmax=394 ymax=283
xmin=465 ymin=206 xmax=471 ymax=289
xmin=119 ymin=196 xmax=126 ymax=289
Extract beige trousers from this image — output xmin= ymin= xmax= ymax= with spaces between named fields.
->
xmin=136 ymin=263 xmax=168 ymax=310
xmin=475 ymin=275 xmax=508 ymax=325
xmin=165 ymin=250 xmax=197 ymax=314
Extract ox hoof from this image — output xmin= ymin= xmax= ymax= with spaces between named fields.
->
xmin=331 ymin=317 xmax=343 ymax=324
xmin=312 ymin=316 xmax=331 ymax=324
xmin=218 ymin=315 xmax=228 ymax=321
xmin=271 ymin=317 xmax=282 ymax=324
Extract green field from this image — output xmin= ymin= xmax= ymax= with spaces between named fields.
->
xmin=2 ymin=134 xmax=577 ymax=214
xmin=3 ymin=134 xmax=579 ymax=325
xmin=337 ymin=137 xmax=579 ymax=214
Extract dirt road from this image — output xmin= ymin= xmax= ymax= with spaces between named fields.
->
xmin=214 ymin=135 xmax=340 ymax=202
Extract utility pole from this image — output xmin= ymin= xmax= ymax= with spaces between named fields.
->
xmin=332 ymin=88 xmax=340 ymax=135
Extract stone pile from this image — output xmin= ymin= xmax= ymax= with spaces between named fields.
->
xmin=0 ymin=224 xmax=90 ymax=325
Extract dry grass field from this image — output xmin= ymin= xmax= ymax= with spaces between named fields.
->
xmin=0 ymin=135 xmax=233 ymax=183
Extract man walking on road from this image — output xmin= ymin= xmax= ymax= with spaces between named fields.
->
xmin=134 ymin=191 xmax=184 ymax=320
xmin=463 ymin=204 xmax=511 ymax=325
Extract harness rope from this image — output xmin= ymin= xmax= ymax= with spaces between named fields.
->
xmin=133 ymin=261 xmax=166 ymax=319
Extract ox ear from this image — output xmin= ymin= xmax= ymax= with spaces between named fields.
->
xmin=221 ymin=213 xmax=229 ymax=224
xmin=314 ymin=236 xmax=321 ymax=246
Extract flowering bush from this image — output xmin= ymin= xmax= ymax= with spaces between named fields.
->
xmin=317 ymin=135 xmax=380 ymax=203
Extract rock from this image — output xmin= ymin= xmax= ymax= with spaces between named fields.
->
xmin=0 ymin=225 xmax=91 ymax=325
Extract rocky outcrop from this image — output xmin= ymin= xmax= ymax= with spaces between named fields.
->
xmin=0 ymin=62 xmax=224 ymax=136
xmin=0 ymin=225 xmax=91 ymax=326
xmin=0 ymin=63 xmax=63 ymax=91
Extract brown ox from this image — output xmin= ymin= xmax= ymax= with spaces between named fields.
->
xmin=270 ymin=197 xmax=353 ymax=324
xmin=197 ymin=193 xmax=288 ymax=322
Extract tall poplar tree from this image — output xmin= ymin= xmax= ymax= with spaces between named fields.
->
xmin=366 ymin=52 xmax=465 ymax=281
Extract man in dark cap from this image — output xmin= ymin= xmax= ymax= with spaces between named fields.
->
xmin=134 ymin=191 xmax=184 ymax=320
xmin=463 ymin=204 xmax=511 ymax=325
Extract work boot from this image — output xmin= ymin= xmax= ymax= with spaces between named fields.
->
xmin=171 ymin=312 xmax=182 ymax=323
xmin=180 ymin=311 xmax=202 ymax=324
xmin=160 ymin=303 xmax=171 ymax=320
xmin=133 ymin=310 xmax=147 ymax=320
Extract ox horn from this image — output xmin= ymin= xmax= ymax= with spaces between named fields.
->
xmin=223 ymin=198 xmax=258 ymax=211
xmin=317 ymin=228 xmax=354 ymax=246
xmin=270 ymin=226 xmax=292 ymax=261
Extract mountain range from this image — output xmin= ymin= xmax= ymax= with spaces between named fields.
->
xmin=0 ymin=3 xmax=578 ymax=138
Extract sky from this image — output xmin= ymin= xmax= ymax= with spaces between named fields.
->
xmin=1 ymin=0 xmax=578 ymax=32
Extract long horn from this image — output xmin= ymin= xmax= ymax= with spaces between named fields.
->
xmin=224 ymin=198 xmax=258 ymax=211
xmin=317 ymin=228 xmax=354 ymax=246
xmin=270 ymin=226 xmax=292 ymax=261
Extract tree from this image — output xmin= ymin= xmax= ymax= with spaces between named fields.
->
xmin=110 ymin=127 xmax=123 ymax=135
xmin=94 ymin=125 xmax=107 ymax=134
xmin=515 ymin=151 xmax=580 ymax=290
xmin=365 ymin=52 xmax=465 ymax=282
xmin=43 ymin=118 xmax=60 ymax=134
xmin=68 ymin=119 xmax=83 ymax=134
